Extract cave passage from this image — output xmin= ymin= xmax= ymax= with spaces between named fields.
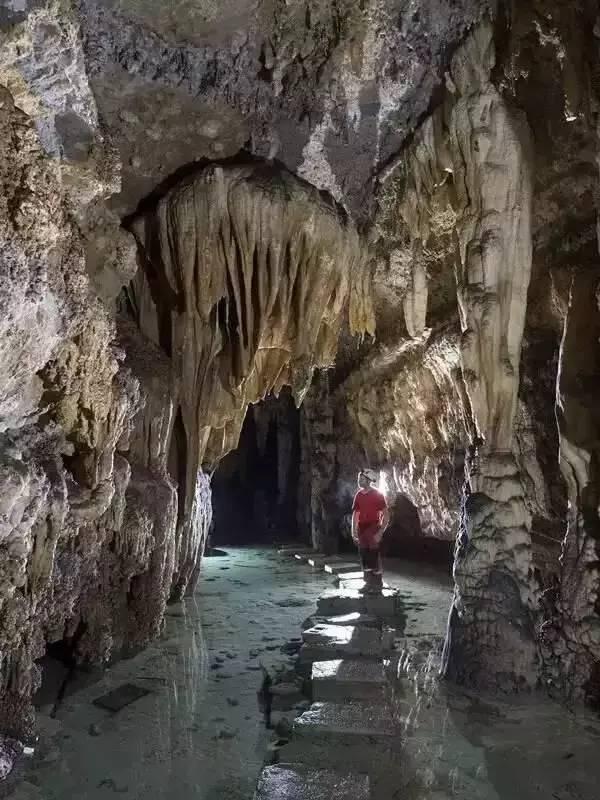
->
xmin=3 ymin=2 xmax=600 ymax=798
xmin=211 ymin=390 xmax=301 ymax=546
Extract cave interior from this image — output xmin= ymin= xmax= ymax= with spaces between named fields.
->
xmin=1 ymin=1 xmax=600 ymax=798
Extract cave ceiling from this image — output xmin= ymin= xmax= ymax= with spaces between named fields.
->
xmin=75 ymin=0 xmax=491 ymax=217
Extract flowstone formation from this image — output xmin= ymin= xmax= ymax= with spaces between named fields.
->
xmin=439 ymin=22 xmax=540 ymax=690
xmin=126 ymin=161 xmax=372 ymax=594
xmin=295 ymin=5 xmax=600 ymax=702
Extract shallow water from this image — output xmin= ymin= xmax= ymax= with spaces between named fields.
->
xmin=12 ymin=547 xmax=600 ymax=800
xmin=17 ymin=548 xmax=332 ymax=800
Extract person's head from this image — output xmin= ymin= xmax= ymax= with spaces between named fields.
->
xmin=357 ymin=468 xmax=377 ymax=490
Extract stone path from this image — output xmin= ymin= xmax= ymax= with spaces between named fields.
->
xmin=253 ymin=548 xmax=406 ymax=800
xmin=256 ymin=547 xmax=600 ymax=800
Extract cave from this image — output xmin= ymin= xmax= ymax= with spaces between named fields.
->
xmin=1 ymin=2 xmax=600 ymax=799
xmin=211 ymin=391 xmax=302 ymax=546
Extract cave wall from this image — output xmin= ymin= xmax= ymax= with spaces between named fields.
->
xmin=297 ymin=3 xmax=600 ymax=701
xmin=0 ymin=43 xmax=192 ymax=737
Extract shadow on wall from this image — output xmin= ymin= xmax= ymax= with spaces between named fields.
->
xmin=383 ymin=495 xmax=453 ymax=565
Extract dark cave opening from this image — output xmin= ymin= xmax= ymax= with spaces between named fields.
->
xmin=382 ymin=495 xmax=453 ymax=566
xmin=211 ymin=389 xmax=301 ymax=546
xmin=33 ymin=625 xmax=103 ymax=715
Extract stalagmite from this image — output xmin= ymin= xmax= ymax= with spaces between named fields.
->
xmin=441 ymin=22 xmax=540 ymax=690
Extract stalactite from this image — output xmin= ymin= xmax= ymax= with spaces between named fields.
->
xmin=402 ymin=242 xmax=429 ymax=338
xmin=128 ymin=160 xmax=373 ymax=594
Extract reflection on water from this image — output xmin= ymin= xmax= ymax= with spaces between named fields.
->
xmin=9 ymin=549 xmax=600 ymax=800
xmin=391 ymin=634 xmax=600 ymax=800
xmin=16 ymin=549 xmax=334 ymax=800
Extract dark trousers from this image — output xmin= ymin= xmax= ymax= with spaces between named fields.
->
xmin=359 ymin=547 xmax=382 ymax=576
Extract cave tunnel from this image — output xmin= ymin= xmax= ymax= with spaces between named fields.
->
xmin=382 ymin=495 xmax=453 ymax=565
xmin=210 ymin=390 xmax=301 ymax=547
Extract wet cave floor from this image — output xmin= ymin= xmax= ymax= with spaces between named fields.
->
xmin=14 ymin=547 xmax=600 ymax=800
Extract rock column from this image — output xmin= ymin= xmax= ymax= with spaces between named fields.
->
xmin=298 ymin=373 xmax=338 ymax=553
xmin=441 ymin=23 xmax=540 ymax=690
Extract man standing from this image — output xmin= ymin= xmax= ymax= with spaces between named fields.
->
xmin=351 ymin=469 xmax=390 ymax=592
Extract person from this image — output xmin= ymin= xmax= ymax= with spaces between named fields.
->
xmin=351 ymin=469 xmax=390 ymax=592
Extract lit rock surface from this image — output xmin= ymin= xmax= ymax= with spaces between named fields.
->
xmin=311 ymin=659 xmax=387 ymax=702
xmin=317 ymin=589 xmax=402 ymax=618
xmin=253 ymin=763 xmax=370 ymax=800
xmin=293 ymin=701 xmax=397 ymax=740
xmin=300 ymin=622 xmax=394 ymax=660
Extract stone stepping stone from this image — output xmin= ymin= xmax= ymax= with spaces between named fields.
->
xmin=277 ymin=546 xmax=314 ymax=559
xmin=317 ymin=589 xmax=402 ymax=619
xmin=312 ymin=659 xmax=388 ymax=702
xmin=303 ymin=612 xmax=382 ymax=630
xmin=293 ymin=701 xmax=397 ymax=741
xmin=253 ymin=763 xmax=369 ymax=800
xmin=338 ymin=577 xmax=391 ymax=593
xmin=334 ymin=570 xmax=364 ymax=581
xmin=307 ymin=554 xmax=329 ymax=568
xmin=293 ymin=549 xmax=318 ymax=562
xmin=300 ymin=623 xmax=394 ymax=662
xmin=324 ymin=561 xmax=361 ymax=575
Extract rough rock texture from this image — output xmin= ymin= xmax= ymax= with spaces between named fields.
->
xmin=438 ymin=21 xmax=540 ymax=690
xmin=340 ymin=330 xmax=471 ymax=540
xmin=76 ymin=0 xmax=492 ymax=218
xmin=298 ymin=372 xmax=339 ymax=552
xmin=2 ymin=0 xmax=600 ymax=741
xmin=127 ymin=160 xmax=373 ymax=594
xmin=297 ymin=4 xmax=600 ymax=700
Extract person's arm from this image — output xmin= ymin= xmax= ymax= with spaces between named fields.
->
xmin=375 ymin=500 xmax=390 ymax=544
xmin=351 ymin=510 xmax=360 ymax=543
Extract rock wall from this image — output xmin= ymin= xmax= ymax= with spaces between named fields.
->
xmin=301 ymin=4 xmax=600 ymax=702
xmin=0 ymin=2 xmax=374 ymax=738
xmin=0 ymin=64 xmax=190 ymax=737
